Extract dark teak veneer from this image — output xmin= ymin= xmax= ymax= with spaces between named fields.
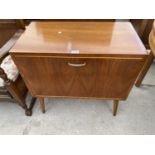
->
xmin=10 ymin=21 xmax=148 ymax=116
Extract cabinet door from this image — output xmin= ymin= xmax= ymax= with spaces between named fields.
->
xmin=12 ymin=56 xmax=145 ymax=100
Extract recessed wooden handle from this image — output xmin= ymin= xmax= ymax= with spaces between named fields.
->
xmin=68 ymin=62 xmax=86 ymax=67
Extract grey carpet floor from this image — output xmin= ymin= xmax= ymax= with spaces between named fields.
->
xmin=0 ymin=63 xmax=155 ymax=135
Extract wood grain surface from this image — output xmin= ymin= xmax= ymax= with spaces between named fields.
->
xmin=12 ymin=56 xmax=145 ymax=100
xmin=10 ymin=22 xmax=147 ymax=56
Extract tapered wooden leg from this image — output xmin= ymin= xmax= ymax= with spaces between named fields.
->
xmin=38 ymin=97 xmax=45 ymax=113
xmin=113 ymin=100 xmax=119 ymax=116
xmin=135 ymin=51 xmax=154 ymax=87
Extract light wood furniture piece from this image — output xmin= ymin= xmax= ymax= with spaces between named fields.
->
xmin=131 ymin=19 xmax=154 ymax=49
xmin=10 ymin=21 xmax=148 ymax=116
xmin=0 ymin=20 xmax=35 ymax=116
xmin=135 ymin=20 xmax=155 ymax=87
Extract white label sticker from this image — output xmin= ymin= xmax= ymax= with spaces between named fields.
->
xmin=70 ymin=50 xmax=80 ymax=54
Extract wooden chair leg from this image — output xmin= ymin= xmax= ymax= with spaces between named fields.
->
xmin=38 ymin=97 xmax=45 ymax=113
xmin=6 ymin=82 xmax=27 ymax=110
xmin=135 ymin=51 xmax=154 ymax=87
xmin=113 ymin=100 xmax=119 ymax=116
xmin=25 ymin=97 xmax=36 ymax=116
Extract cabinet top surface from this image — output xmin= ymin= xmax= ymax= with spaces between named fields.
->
xmin=10 ymin=21 xmax=147 ymax=56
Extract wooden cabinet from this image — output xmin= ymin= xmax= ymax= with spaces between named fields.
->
xmin=10 ymin=21 xmax=148 ymax=115
xmin=12 ymin=56 xmax=145 ymax=100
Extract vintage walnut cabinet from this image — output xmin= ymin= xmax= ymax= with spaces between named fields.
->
xmin=10 ymin=21 xmax=148 ymax=116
